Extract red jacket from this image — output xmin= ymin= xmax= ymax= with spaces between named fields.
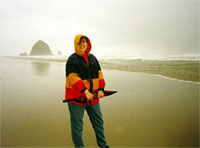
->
xmin=65 ymin=34 xmax=105 ymax=105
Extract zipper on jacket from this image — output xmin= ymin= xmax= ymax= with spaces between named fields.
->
xmin=87 ymin=63 xmax=93 ymax=93
xmin=75 ymin=54 xmax=94 ymax=93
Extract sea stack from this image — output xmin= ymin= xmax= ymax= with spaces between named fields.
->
xmin=30 ymin=40 xmax=53 ymax=56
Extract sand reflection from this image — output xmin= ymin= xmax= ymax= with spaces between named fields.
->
xmin=31 ymin=62 xmax=50 ymax=76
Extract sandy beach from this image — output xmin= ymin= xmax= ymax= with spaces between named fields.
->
xmin=0 ymin=57 xmax=199 ymax=147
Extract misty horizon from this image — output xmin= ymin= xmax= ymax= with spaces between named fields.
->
xmin=0 ymin=0 xmax=199 ymax=56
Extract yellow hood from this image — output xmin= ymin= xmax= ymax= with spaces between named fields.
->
xmin=74 ymin=34 xmax=92 ymax=55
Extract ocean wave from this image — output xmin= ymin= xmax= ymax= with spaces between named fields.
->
xmin=10 ymin=53 xmax=200 ymax=61
xmin=96 ymin=53 xmax=200 ymax=61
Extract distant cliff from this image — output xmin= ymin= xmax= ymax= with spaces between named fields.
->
xmin=30 ymin=40 xmax=53 ymax=56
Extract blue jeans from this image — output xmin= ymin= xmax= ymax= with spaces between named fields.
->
xmin=68 ymin=101 xmax=107 ymax=148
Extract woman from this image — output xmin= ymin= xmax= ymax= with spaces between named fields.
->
xmin=65 ymin=34 xmax=109 ymax=148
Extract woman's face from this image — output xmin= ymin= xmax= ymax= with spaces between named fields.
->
xmin=79 ymin=38 xmax=88 ymax=53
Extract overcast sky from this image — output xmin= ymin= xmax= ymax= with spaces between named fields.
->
xmin=0 ymin=0 xmax=199 ymax=56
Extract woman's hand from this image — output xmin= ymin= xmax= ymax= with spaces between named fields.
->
xmin=98 ymin=90 xmax=104 ymax=98
xmin=84 ymin=89 xmax=94 ymax=101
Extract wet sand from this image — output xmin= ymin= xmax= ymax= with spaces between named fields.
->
xmin=0 ymin=57 xmax=199 ymax=147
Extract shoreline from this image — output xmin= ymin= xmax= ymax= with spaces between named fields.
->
xmin=106 ymin=68 xmax=200 ymax=85
xmin=0 ymin=55 xmax=68 ymax=62
xmin=146 ymin=72 xmax=200 ymax=84
xmin=102 ymin=67 xmax=200 ymax=84
xmin=1 ymin=55 xmax=200 ymax=61
xmin=1 ymin=56 xmax=199 ymax=83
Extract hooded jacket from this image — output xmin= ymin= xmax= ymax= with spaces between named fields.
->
xmin=65 ymin=34 xmax=105 ymax=105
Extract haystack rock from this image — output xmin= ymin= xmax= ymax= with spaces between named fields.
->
xmin=30 ymin=40 xmax=53 ymax=56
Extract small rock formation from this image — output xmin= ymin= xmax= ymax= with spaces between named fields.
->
xmin=19 ymin=52 xmax=28 ymax=56
xmin=30 ymin=40 xmax=53 ymax=56
xmin=57 ymin=50 xmax=62 ymax=55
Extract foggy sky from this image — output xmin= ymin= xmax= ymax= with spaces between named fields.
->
xmin=0 ymin=0 xmax=199 ymax=56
